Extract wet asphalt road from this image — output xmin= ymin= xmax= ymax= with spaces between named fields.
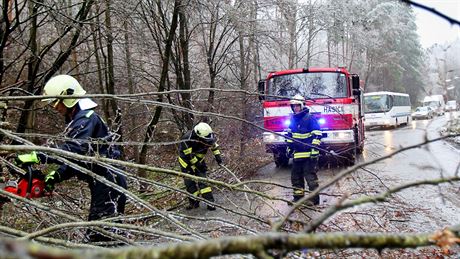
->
xmin=250 ymin=111 xmax=460 ymax=233
xmin=185 ymin=112 xmax=459 ymax=240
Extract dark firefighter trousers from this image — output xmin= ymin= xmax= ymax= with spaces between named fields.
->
xmin=291 ymin=157 xmax=319 ymax=205
xmin=85 ymin=167 xmax=127 ymax=243
xmin=182 ymin=164 xmax=214 ymax=206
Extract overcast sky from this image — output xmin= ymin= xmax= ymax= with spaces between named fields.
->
xmin=413 ymin=0 xmax=460 ymax=48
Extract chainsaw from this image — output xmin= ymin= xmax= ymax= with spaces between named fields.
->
xmin=0 ymin=158 xmax=50 ymax=209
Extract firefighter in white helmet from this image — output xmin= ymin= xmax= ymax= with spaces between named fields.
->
xmin=286 ymin=94 xmax=322 ymax=205
xmin=178 ymin=122 xmax=223 ymax=210
xmin=19 ymin=74 xmax=127 ymax=243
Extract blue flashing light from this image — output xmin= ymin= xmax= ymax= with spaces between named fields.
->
xmin=284 ymin=119 xmax=291 ymax=127
xmin=318 ymin=118 xmax=326 ymax=125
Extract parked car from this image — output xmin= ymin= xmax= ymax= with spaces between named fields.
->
xmin=445 ymin=100 xmax=458 ymax=111
xmin=412 ymin=106 xmax=434 ymax=120
xmin=422 ymin=95 xmax=445 ymax=116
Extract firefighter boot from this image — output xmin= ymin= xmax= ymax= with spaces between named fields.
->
xmin=290 ymin=195 xmax=304 ymax=204
xmin=202 ymin=192 xmax=216 ymax=211
xmin=186 ymin=198 xmax=199 ymax=210
xmin=310 ymin=195 xmax=320 ymax=206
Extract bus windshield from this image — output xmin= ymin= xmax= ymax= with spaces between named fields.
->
xmin=266 ymin=72 xmax=347 ymax=100
xmin=364 ymin=95 xmax=391 ymax=113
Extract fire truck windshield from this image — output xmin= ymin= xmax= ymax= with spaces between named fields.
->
xmin=267 ymin=72 xmax=347 ymax=100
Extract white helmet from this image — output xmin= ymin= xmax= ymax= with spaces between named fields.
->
xmin=289 ymin=94 xmax=305 ymax=109
xmin=42 ymin=75 xmax=86 ymax=108
xmin=193 ymin=122 xmax=216 ymax=144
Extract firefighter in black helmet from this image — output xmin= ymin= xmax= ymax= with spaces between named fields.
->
xmin=286 ymin=94 xmax=322 ymax=205
xmin=178 ymin=122 xmax=223 ymax=211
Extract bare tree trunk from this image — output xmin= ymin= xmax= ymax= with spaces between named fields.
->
xmin=104 ymin=0 xmax=118 ymax=122
xmin=306 ymin=3 xmax=313 ymax=68
xmin=16 ymin=0 xmax=95 ymax=134
xmin=21 ymin=0 xmax=41 ymax=135
xmin=204 ymin=12 xmax=217 ymax=118
xmin=138 ymin=0 xmax=180 ymax=181
xmin=123 ymin=21 xmax=139 ymax=161
xmin=342 ymin=35 xmax=346 ymax=65
xmin=90 ymin=6 xmax=109 ymax=120
xmin=251 ymin=0 xmax=259 ymax=84
xmin=287 ymin=1 xmax=297 ymax=69
xmin=327 ymin=33 xmax=331 ymax=67
xmin=0 ymin=0 xmax=16 ymax=83
xmin=177 ymin=3 xmax=193 ymax=129
xmin=238 ymin=30 xmax=248 ymax=157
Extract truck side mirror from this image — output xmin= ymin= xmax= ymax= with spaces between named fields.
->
xmin=351 ymin=74 xmax=360 ymax=90
xmin=258 ymin=80 xmax=265 ymax=101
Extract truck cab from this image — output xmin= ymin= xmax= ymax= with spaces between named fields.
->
xmin=258 ymin=67 xmax=365 ymax=167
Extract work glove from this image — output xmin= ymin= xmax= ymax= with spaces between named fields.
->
xmin=215 ymin=154 xmax=223 ymax=166
xmin=15 ymin=151 xmax=40 ymax=166
xmin=44 ymin=171 xmax=59 ymax=192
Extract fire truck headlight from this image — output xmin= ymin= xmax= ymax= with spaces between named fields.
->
xmin=338 ymin=132 xmax=349 ymax=139
xmin=284 ymin=119 xmax=291 ymax=127
xmin=321 ymin=130 xmax=354 ymax=143
xmin=263 ymin=132 xmax=286 ymax=144
xmin=318 ymin=118 xmax=326 ymax=125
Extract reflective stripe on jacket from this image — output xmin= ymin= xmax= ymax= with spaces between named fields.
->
xmin=286 ymin=108 xmax=322 ymax=160
xmin=178 ymin=131 xmax=221 ymax=169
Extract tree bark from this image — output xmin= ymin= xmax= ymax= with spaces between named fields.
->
xmin=138 ymin=0 xmax=180 ymax=179
xmin=2 ymin=228 xmax=458 ymax=259
xmin=104 ymin=0 xmax=118 ymax=121
xmin=16 ymin=0 xmax=95 ymax=134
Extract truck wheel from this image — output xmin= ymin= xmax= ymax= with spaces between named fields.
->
xmin=344 ymin=145 xmax=357 ymax=166
xmin=354 ymin=127 xmax=364 ymax=154
xmin=356 ymin=143 xmax=364 ymax=154
xmin=274 ymin=150 xmax=289 ymax=168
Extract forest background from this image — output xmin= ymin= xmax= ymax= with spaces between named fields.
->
xmin=1 ymin=0 xmax=460 ymax=258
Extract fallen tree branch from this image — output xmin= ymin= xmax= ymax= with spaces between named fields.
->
xmin=1 ymin=225 xmax=459 ymax=259
xmin=304 ymin=176 xmax=460 ymax=233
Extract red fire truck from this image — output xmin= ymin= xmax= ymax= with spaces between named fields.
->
xmin=257 ymin=67 xmax=365 ymax=167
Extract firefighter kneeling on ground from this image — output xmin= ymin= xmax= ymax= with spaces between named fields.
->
xmin=178 ymin=122 xmax=223 ymax=211
xmin=286 ymin=94 xmax=322 ymax=205
xmin=16 ymin=75 xmax=127 ymax=243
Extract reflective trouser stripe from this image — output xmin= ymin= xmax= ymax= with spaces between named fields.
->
xmin=311 ymin=149 xmax=319 ymax=155
xmin=193 ymin=186 xmax=212 ymax=196
xmin=190 ymin=156 xmax=198 ymax=164
xmin=294 ymin=152 xmax=311 ymax=159
xmin=196 ymin=153 xmax=205 ymax=158
xmin=183 ymin=147 xmax=192 ymax=155
xmin=212 ymin=149 xmax=220 ymax=155
xmin=294 ymin=189 xmax=304 ymax=195
xmin=178 ymin=157 xmax=188 ymax=168
xmin=201 ymin=187 xmax=212 ymax=194
xmin=312 ymin=139 xmax=321 ymax=145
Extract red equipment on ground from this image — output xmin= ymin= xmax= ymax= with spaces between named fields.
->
xmin=1 ymin=164 xmax=49 ymax=209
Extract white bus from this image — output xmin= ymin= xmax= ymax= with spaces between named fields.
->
xmin=364 ymin=91 xmax=412 ymax=129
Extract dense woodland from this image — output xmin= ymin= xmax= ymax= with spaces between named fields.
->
xmin=0 ymin=0 xmax=460 ymax=258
